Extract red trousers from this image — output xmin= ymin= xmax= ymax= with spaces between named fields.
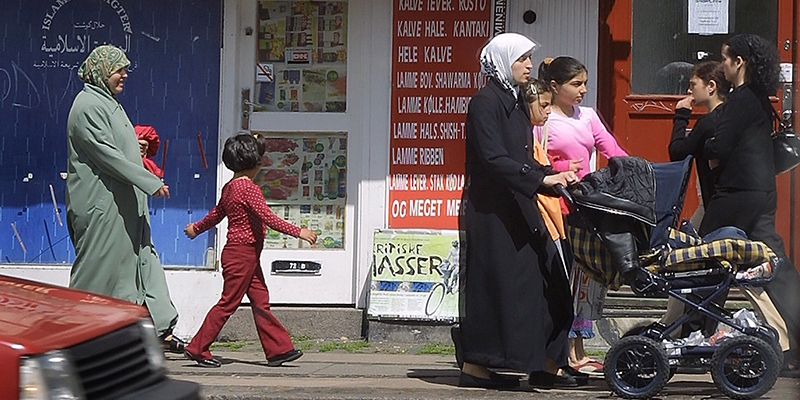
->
xmin=186 ymin=243 xmax=294 ymax=359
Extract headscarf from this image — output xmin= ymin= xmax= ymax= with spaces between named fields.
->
xmin=480 ymin=33 xmax=538 ymax=96
xmin=77 ymin=45 xmax=130 ymax=98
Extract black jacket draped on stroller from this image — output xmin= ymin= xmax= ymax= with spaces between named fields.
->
xmin=566 ymin=156 xmax=656 ymax=289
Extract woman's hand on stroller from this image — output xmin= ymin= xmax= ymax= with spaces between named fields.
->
xmin=543 ymin=171 xmax=578 ymax=188
xmin=544 ymin=172 xmax=578 ymax=211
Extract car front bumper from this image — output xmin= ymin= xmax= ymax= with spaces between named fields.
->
xmin=117 ymin=378 xmax=201 ymax=400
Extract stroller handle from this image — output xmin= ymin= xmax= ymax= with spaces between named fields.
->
xmin=554 ymin=184 xmax=575 ymax=211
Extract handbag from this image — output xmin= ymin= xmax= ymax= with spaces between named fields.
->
xmin=772 ymin=108 xmax=800 ymax=175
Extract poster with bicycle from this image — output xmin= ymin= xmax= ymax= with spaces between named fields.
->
xmin=367 ymin=230 xmax=460 ymax=321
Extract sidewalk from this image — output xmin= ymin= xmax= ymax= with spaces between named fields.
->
xmin=165 ymin=346 xmax=800 ymax=400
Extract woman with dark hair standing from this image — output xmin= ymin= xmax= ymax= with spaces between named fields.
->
xmin=702 ymin=33 xmax=800 ymax=376
xmin=458 ymin=33 xmax=579 ymax=389
xmin=669 ymin=61 xmax=730 ymax=223
xmin=536 ymin=56 xmax=628 ymax=375
xmin=661 ymin=61 xmax=731 ymax=337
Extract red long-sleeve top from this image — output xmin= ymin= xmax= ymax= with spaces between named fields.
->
xmin=192 ymin=178 xmax=301 ymax=244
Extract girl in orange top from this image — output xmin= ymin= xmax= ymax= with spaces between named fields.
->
xmin=524 ymin=78 xmax=564 ymax=244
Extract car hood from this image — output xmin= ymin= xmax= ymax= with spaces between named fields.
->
xmin=0 ymin=275 xmax=148 ymax=355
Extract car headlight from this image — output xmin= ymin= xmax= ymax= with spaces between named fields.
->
xmin=19 ymin=350 xmax=85 ymax=400
xmin=138 ymin=318 xmax=167 ymax=371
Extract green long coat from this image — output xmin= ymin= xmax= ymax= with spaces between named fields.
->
xmin=66 ymin=83 xmax=178 ymax=335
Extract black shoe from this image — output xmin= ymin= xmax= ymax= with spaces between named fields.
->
xmin=184 ymin=350 xmax=221 ymax=368
xmin=450 ymin=325 xmax=463 ymax=369
xmin=267 ymin=349 xmax=303 ymax=366
xmin=780 ymin=361 xmax=800 ymax=378
xmin=458 ymin=372 xmax=520 ymax=389
xmin=780 ymin=367 xmax=800 ymax=378
xmin=528 ymin=370 xmax=578 ymax=388
xmin=489 ymin=371 xmax=522 ymax=383
xmin=560 ymin=365 xmax=589 ymax=386
xmin=781 ymin=355 xmax=800 ymax=378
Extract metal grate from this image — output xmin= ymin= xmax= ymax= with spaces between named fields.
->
xmin=67 ymin=323 xmax=165 ymax=400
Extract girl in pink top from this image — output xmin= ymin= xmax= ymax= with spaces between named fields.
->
xmin=183 ymin=134 xmax=316 ymax=368
xmin=535 ymin=56 xmax=628 ymax=375
xmin=533 ymin=58 xmax=627 ymax=180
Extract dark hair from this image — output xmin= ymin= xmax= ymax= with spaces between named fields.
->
xmin=252 ymin=133 xmax=267 ymax=157
xmin=691 ymin=61 xmax=731 ymax=100
xmin=723 ymin=34 xmax=780 ymax=95
xmin=523 ymin=78 xmax=550 ymax=104
xmin=222 ymin=134 xmax=262 ymax=172
xmin=537 ymin=56 xmax=587 ymax=87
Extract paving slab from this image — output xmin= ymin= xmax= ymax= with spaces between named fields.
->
xmin=165 ymin=349 xmax=800 ymax=400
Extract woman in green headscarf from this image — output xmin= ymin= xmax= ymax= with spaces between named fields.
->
xmin=66 ymin=45 xmax=182 ymax=350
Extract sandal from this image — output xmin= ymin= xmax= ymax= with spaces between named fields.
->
xmin=573 ymin=360 xmax=604 ymax=375
xmin=162 ymin=334 xmax=187 ymax=354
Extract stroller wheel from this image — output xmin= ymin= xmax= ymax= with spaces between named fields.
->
xmin=754 ymin=327 xmax=784 ymax=369
xmin=710 ymin=335 xmax=780 ymax=400
xmin=604 ymin=335 xmax=670 ymax=399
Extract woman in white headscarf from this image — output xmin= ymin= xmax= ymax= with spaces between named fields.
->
xmin=457 ymin=33 xmax=580 ymax=389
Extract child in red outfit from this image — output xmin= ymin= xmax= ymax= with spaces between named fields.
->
xmin=134 ymin=124 xmax=164 ymax=178
xmin=183 ymin=134 xmax=316 ymax=368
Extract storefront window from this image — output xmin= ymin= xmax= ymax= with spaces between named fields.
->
xmin=255 ymin=1 xmax=347 ymax=112
xmin=631 ymin=0 xmax=776 ymax=95
xmin=253 ymin=132 xmax=347 ymax=249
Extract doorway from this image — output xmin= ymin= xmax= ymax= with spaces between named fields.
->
xmin=598 ymin=0 xmax=799 ymax=263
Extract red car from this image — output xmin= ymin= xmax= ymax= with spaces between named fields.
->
xmin=0 ymin=274 xmax=201 ymax=400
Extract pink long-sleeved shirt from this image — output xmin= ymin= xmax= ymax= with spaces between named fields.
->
xmin=533 ymin=106 xmax=627 ymax=179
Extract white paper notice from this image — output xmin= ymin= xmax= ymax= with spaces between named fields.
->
xmin=780 ymin=63 xmax=793 ymax=83
xmin=688 ymin=0 xmax=729 ymax=35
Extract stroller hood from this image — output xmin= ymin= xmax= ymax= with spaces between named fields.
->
xmin=571 ymin=156 xmax=657 ymax=226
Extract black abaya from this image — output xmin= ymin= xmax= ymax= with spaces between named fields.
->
xmin=459 ymin=79 xmax=573 ymax=373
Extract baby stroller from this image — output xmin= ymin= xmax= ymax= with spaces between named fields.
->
xmin=559 ymin=156 xmax=782 ymax=400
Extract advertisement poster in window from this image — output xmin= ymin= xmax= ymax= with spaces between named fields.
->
xmin=368 ymin=230 xmax=460 ymax=321
xmin=256 ymin=1 xmax=347 ymax=112
xmin=253 ymin=132 xmax=347 ymax=249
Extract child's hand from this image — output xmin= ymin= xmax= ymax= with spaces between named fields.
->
xmin=299 ymin=228 xmax=317 ymax=245
xmin=138 ymin=139 xmax=149 ymax=158
xmin=568 ymin=158 xmax=584 ymax=173
xmin=184 ymin=223 xmax=198 ymax=239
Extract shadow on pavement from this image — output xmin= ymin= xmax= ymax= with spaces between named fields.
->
xmin=406 ymin=368 xmax=617 ymax=394
xmin=659 ymin=379 xmax=718 ymax=397
xmin=224 ymin=358 xmax=304 ymax=368
xmin=406 ymin=368 xmax=460 ymax=387
xmin=179 ymin=357 xmax=235 ymax=368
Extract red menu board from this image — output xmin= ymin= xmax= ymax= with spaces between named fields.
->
xmin=388 ymin=0 xmax=492 ymax=229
